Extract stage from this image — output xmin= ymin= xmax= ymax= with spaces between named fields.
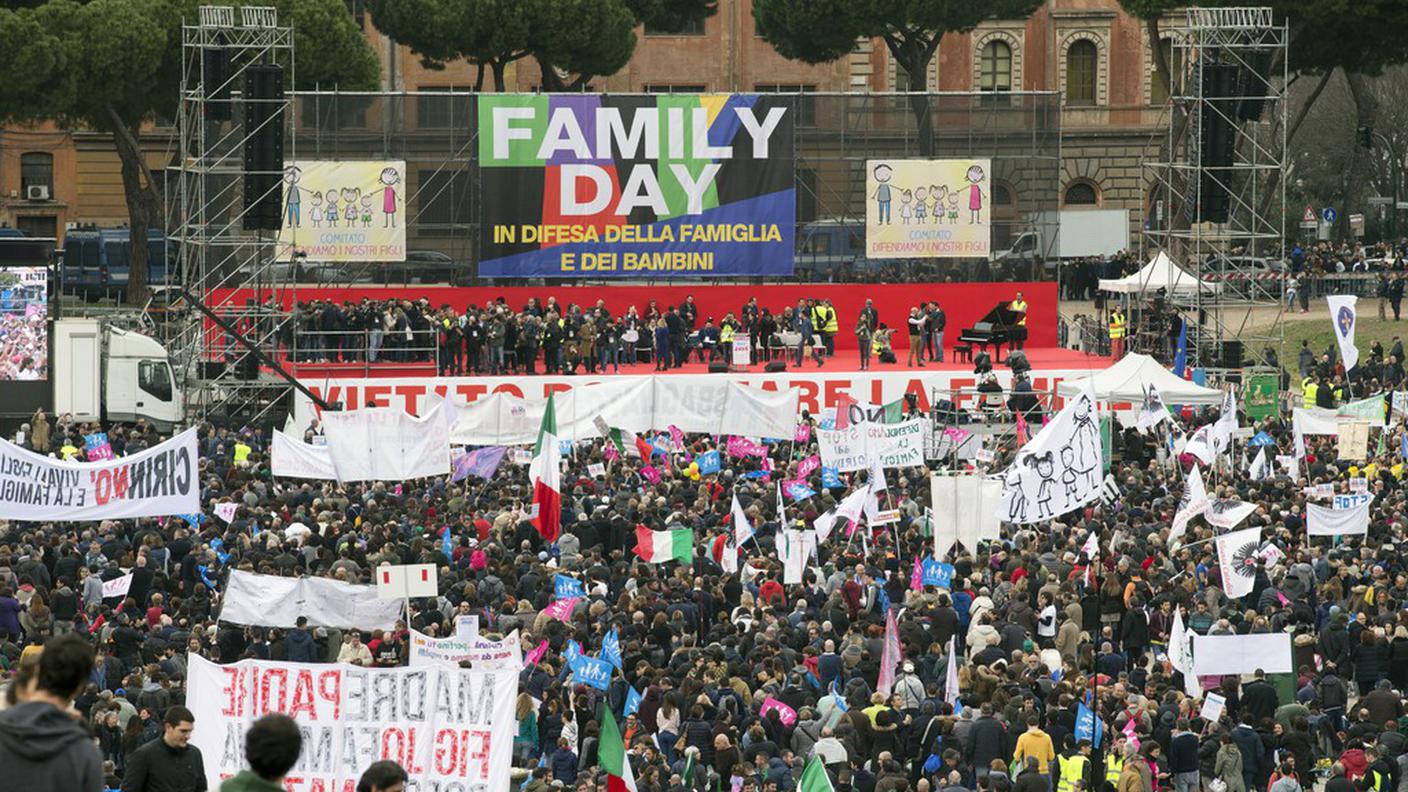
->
xmin=287 ymin=346 xmax=1113 ymax=423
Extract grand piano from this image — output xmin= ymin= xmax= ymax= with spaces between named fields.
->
xmin=958 ymin=302 xmax=1023 ymax=362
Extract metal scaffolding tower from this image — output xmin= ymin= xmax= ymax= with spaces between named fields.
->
xmin=1142 ymin=7 xmax=1288 ymax=371
xmin=167 ymin=5 xmax=297 ymax=424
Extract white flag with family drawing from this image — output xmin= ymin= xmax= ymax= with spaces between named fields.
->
xmin=999 ymin=388 xmax=1103 ymax=524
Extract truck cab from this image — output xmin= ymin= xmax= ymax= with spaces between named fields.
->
xmin=55 ymin=319 xmax=182 ymax=429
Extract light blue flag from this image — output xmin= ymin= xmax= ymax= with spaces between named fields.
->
xmin=625 ymin=686 xmax=643 ymax=717
xmin=821 ymin=467 xmax=843 ymax=489
xmin=601 ymin=627 xmax=623 ymax=670
xmin=554 ymin=574 xmax=586 ymax=599
xmin=697 ymin=450 xmax=722 ymax=475
xmin=571 ymin=654 xmax=614 ymax=691
xmin=442 ymin=526 xmax=454 ymax=559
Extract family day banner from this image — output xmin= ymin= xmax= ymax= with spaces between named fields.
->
xmin=477 ymin=94 xmax=795 ymax=278
xmin=187 ymin=654 xmax=517 ymax=792
xmin=0 ymin=428 xmax=198 ymax=520
xmin=277 ymin=161 xmax=407 ymax=262
xmin=408 ymin=629 xmax=523 ymax=669
xmin=291 ymin=369 xmax=1089 ymax=436
xmin=999 ymin=389 xmax=1103 ymax=524
xmin=865 ymin=159 xmax=992 ymax=259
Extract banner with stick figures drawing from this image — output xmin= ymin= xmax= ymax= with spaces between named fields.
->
xmin=864 ymin=158 xmax=990 ymax=259
xmin=276 ymin=160 xmax=407 ymax=262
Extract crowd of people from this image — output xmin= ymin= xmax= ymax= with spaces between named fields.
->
xmin=265 ymin=293 xmax=1016 ymax=376
xmin=4 ymin=316 xmax=1408 ymax=792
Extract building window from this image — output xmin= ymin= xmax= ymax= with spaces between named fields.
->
xmin=1066 ymin=40 xmax=1098 ymax=106
xmin=645 ymin=16 xmax=705 ymax=36
xmin=1064 ymin=181 xmax=1100 ymax=206
xmin=755 ymin=84 xmax=816 ymax=126
xmin=415 ymin=169 xmax=472 ymax=229
xmin=979 ymin=41 xmax=1012 ymax=92
xmin=15 ymin=216 xmax=56 ymax=238
xmin=994 ymin=183 xmax=1014 ymax=208
xmin=644 ymin=84 xmax=707 ymax=93
xmin=20 ymin=152 xmax=53 ymax=194
xmin=1151 ymin=38 xmax=1182 ymax=104
xmin=417 ymin=87 xmax=468 ymax=129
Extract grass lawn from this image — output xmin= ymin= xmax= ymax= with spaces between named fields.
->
xmin=1279 ymin=304 xmax=1408 ymax=361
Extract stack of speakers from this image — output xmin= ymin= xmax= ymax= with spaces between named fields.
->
xmin=242 ymin=64 xmax=285 ymax=231
xmin=1197 ymin=54 xmax=1271 ymax=224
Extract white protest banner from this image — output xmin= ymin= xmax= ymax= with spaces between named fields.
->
xmin=456 ymin=615 xmax=480 ymax=640
xmin=187 ymin=654 xmax=517 ymax=792
xmin=818 ymin=418 xmax=927 ymax=472
xmin=1333 ymin=493 xmax=1372 ymax=509
xmin=1314 ymin=483 xmax=1334 ymax=498
xmin=930 ymin=474 xmax=1003 ymax=557
xmin=1307 ymin=497 xmax=1372 ymax=537
xmin=587 ymin=462 xmax=606 ymax=478
xmin=214 ymin=502 xmax=239 ymax=523
xmin=1214 ymin=526 xmax=1262 ymax=600
xmin=1000 ymin=389 xmax=1103 ymax=524
xmin=321 ymin=404 xmax=451 ymax=481
xmin=220 ymin=570 xmax=405 ymax=630
xmin=0 ymin=428 xmax=199 ymax=521
xmin=409 ymin=629 xmax=523 ymax=669
xmin=102 ymin=572 xmax=133 ymax=599
xmin=271 ymin=429 xmax=337 ymax=480
xmin=1192 ymin=633 xmax=1293 ymax=676
xmin=1350 ymin=477 xmax=1369 ymax=493
xmin=1338 ymin=420 xmax=1370 ymax=461
xmin=1200 ymin=692 xmax=1227 ymax=724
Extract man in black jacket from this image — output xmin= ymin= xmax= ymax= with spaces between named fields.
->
xmin=0 ymin=634 xmax=105 ymax=792
xmin=965 ymin=703 xmax=1009 ymax=779
xmin=121 ymin=705 xmax=206 ymax=792
xmin=1242 ymin=669 xmax=1280 ymax=724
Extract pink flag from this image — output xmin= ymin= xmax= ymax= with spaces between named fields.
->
xmin=876 ymin=608 xmax=903 ymax=696
xmin=910 ymin=556 xmax=923 ymax=591
xmin=1275 ymin=591 xmax=1289 ymax=606
xmin=794 ymin=424 xmax=812 ymax=443
xmin=641 ymin=465 xmax=662 ymax=484
xmin=542 ymin=597 xmax=580 ymax=622
xmin=669 ymin=425 xmax=685 ymax=451
xmin=944 ymin=427 xmax=972 ymax=444
xmin=727 ymin=436 xmax=767 ymax=458
xmin=797 ymin=454 xmax=821 ymax=479
xmin=834 ymin=393 xmax=857 ymax=429
xmin=604 ymin=443 xmax=619 ymax=461
xmin=524 ymin=639 xmax=549 ymax=667
xmin=1015 ymin=412 xmax=1030 ymax=446
xmin=760 ymin=696 xmax=798 ymax=727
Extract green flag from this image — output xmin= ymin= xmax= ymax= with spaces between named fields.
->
xmin=798 ymin=756 xmax=835 ymax=792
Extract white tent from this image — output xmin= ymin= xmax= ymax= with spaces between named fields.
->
xmin=1056 ymin=354 xmax=1224 ymax=404
xmin=1098 ymin=251 xmax=1221 ymax=295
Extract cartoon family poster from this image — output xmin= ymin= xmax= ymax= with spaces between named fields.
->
xmin=864 ymin=158 xmax=991 ymax=259
xmin=276 ymin=160 xmax=407 ymax=262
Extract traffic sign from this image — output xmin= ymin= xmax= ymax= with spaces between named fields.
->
xmin=1303 ymin=205 xmax=1316 ymax=222
xmin=1322 ymin=206 xmax=1338 ymax=223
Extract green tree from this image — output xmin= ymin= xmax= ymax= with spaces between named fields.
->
xmin=0 ymin=0 xmax=376 ymax=305
xmin=753 ymin=0 xmax=1042 ymax=155
xmin=367 ymin=0 xmax=714 ymax=91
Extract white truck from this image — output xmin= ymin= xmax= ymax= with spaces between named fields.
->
xmin=53 ymin=318 xmax=182 ymax=429
xmin=994 ymin=208 xmax=1131 ymax=264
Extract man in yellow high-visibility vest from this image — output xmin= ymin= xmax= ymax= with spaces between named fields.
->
xmin=1108 ymin=308 xmax=1127 ymax=359
xmin=1010 ymin=291 xmax=1029 ymax=350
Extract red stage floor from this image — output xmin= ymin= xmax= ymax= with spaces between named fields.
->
xmin=281 ymin=346 xmax=1110 ymax=379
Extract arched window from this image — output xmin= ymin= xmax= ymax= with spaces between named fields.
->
xmin=1066 ymin=40 xmax=1098 ymax=106
xmin=1064 ymin=181 xmax=1100 ymax=206
xmin=20 ymin=152 xmax=53 ymax=193
xmin=979 ymin=41 xmax=1012 ymax=92
xmin=994 ymin=183 xmax=1013 ymax=208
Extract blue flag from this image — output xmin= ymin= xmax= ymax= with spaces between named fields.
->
xmin=829 ymin=680 xmax=848 ymax=713
xmin=820 ymin=466 xmax=843 ymax=489
xmin=1075 ymin=702 xmax=1103 ymax=746
xmin=442 ymin=526 xmax=454 ymax=559
xmin=922 ymin=559 xmax=954 ymax=589
xmin=1172 ymin=317 xmax=1188 ymax=378
xmin=697 ymin=450 xmax=722 ymax=475
xmin=1249 ymin=431 xmax=1276 ymax=447
xmin=625 ymin=686 xmax=643 ymax=717
xmin=570 ymin=653 xmax=614 ymax=691
xmin=785 ymin=482 xmax=816 ymax=502
xmin=554 ymin=574 xmax=586 ymax=599
xmin=601 ymin=628 xmax=623 ymax=670
xmin=1401 ymin=433 xmax=1408 ymax=460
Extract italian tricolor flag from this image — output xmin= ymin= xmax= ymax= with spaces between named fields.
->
xmin=529 ymin=393 xmax=561 ymax=543
xmin=609 ymin=427 xmax=653 ymax=460
xmin=634 ymin=524 xmax=693 ymax=565
xmin=598 ymin=707 xmax=637 ymax=792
